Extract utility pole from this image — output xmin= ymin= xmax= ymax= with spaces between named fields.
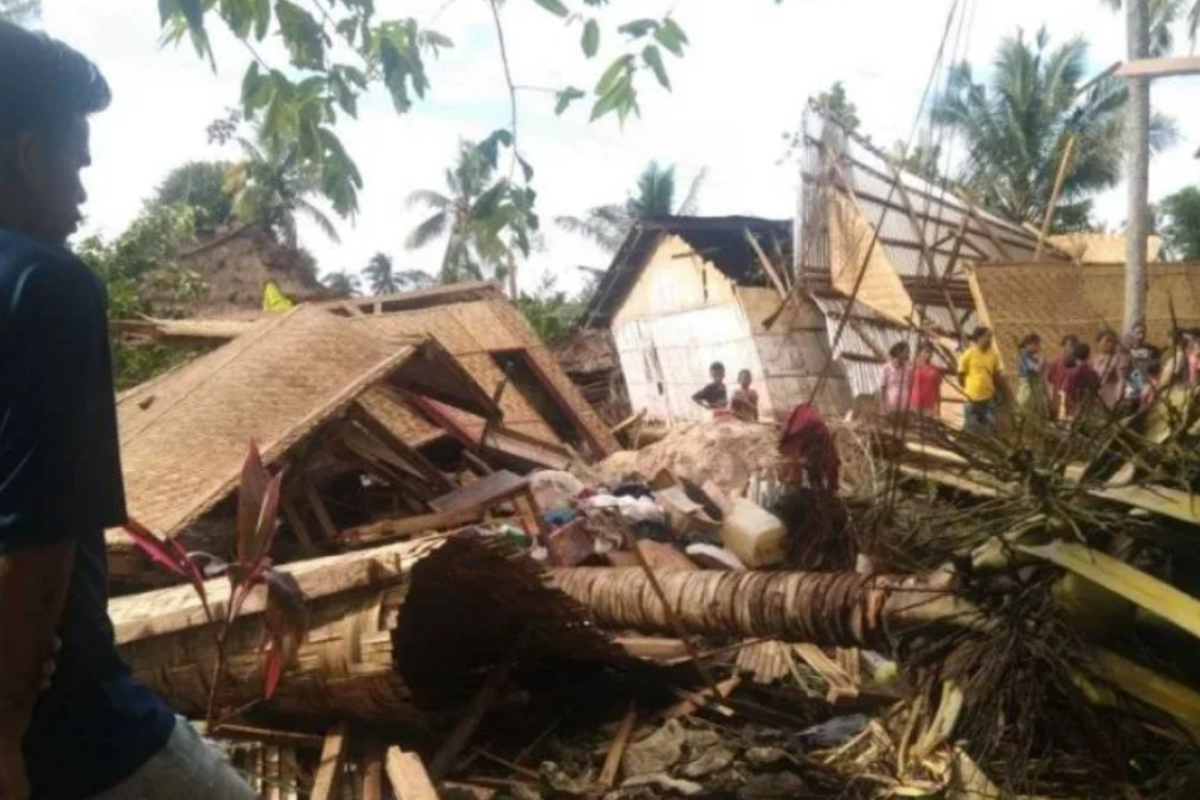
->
xmin=1123 ymin=0 xmax=1150 ymax=334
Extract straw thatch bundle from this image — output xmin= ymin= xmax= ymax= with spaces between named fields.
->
xmin=112 ymin=534 xmax=621 ymax=722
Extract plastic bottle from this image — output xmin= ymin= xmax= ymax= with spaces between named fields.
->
xmin=719 ymin=498 xmax=786 ymax=568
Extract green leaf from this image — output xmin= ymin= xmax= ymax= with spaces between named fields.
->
xmin=275 ymin=0 xmax=327 ymax=69
xmin=479 ymin=129 xmax=514 ymax=169
xmin=594 ymin=54 xmax=633 ymax=96
xmin=554 ymin=86 xmax=586 ymax=115
xmin=581 ymin=18 xmax=599 ymax=57
xmin=655 ymin=18 xmax=688 ymax=56
xmin=642 ymin=44 xmax=670 ymax=90
xmin=591 ymin=75 xmax=631 ymax=121
xmin=529 ymin=0 xmax=569 ymax=18
xmin=241 ymin=62 xmax=276 ymax=114
xmin=617 ymin=18 xmax=658 ymax=38
xmin=518 ymin=154 xmax=534 ymax=183
xmin=252 ymin=0 xmax=271 ymax=40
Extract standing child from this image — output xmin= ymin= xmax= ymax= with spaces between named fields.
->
xmin=908 ymin=342 xmax=943 ymax=417
xmin=1187 ymin=333 xmax=1200 ymax=388
xmin=731 ymin=369 xmax=760 ymax=421
xmin=1061 ymin=342 xmax=1101 ymax=420
xmin=880 ymin=342 xmax=912 ymax=415
xmin=1015 ymin=333 xmax=1046 ymax=420
xmin=692 ymin=361 xmax=729 ymax=412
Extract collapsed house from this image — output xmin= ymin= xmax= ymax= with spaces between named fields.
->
xmin=109 ymin=284 xmax=619 ymax=586
xmin=581 ymin=216 xmax=851 ymax=422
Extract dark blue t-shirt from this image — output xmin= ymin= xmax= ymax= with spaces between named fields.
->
xmin=0 ymin=227 xmax=174 ymax=799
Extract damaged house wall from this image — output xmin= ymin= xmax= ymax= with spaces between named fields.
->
xmin=588 ymin=218 xmax=849 ymax=425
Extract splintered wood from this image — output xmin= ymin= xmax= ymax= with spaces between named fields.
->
xmin=386 ymin=748 xmax=440 ymax=800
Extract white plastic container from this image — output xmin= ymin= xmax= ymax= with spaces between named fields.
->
xmin=720 ymin=498 xmax=787 ymax=568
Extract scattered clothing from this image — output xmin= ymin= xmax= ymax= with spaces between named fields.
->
xmin=692 ymin=381 xmax=728 ymax=410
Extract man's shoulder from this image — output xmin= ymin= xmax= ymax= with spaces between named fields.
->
xmin=0 ymin=229 xmax=97 ymax=309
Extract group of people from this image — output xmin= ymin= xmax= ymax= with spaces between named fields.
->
xmin=692 ymin=361 xmax=762 ymax=421
xmin=878 ymin=321 xmax=1200 ymax=435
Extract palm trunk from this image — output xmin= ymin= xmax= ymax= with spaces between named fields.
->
xmin=549 ymin=568 xmax=976 ymax=650
xmin=1124 ymin=0 xmax=1151 ymax=333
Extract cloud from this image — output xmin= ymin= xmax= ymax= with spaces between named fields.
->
xmin=43 ymin=0 xmax=1200 ymax=294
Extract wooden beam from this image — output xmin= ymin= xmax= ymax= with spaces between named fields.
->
xmin=1035 ymin=135 xmax=1077 ymax=262
xmin=955 ymin=189 xmax=1013 ymax=261
xmin=427 ymin=659 xmax=517 ymax=782
xmin=304 ymin=482 xmax=340 ymax=542
xmin=363 ymin=746 xmax=385 ymax=800
xmin=281 ymin=494 xmax=320 ymax=555
xmin=310 ymin=723 xmax=349 ymax=800
xmin=744 ymin=228 xmax=789 ymax=299
xmin=883 ymin=164 xmax=941 ymax=281
xmin=349 ymin=403 xmax=455 ymax=493
xmin=339 ymin=506 xmax=489 ymax=549
xmin=598 ymin=701 xmax=638 ymax=789
xmin=386 ymin=749 xmax=440 ymax=800
xmin=1116 ymin=56 xmax=1200 ymax=79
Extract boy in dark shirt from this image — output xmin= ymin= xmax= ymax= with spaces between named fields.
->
xmin=692 ymin=361 xmax=729 ymax=411
xmin=0 ymin=22 xmax=254 ymax=800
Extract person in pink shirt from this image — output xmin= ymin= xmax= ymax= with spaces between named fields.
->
xmin=1187 ymin=333 xmax=1200 ymax=387
xmin=908 ymin=341 xmax=943 ymax=417
xmin=880 ymin=342 xmax=912 ymax=415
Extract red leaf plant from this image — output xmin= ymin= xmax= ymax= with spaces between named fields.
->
xmin=123 ymin=441 xmax=309 ymax=729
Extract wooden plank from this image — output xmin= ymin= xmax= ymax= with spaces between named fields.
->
xmin=350 ymin=403 xmax=455 ymax=493
xmin=281 ymin=494 xmax=319 ymax=555
xmin=305 ymin=482 xmax=340 ymax=541
xmin=339 ymin=507 xmax=488 ymax=548
xmin=429 ymin=470 xmax=526 ymax=514
xmin=1035 ymin=135 xmax=1077 ymax=262
xmin=363 ymin=746 xmax=385 ymax=800
xmin=204 ymin=723 xmax=325 ymax=751
xmin=599 ymin=701 xmax=637 ymax=789
xmin=955 ymin=189 xmax=1013 ymax=261
xmin=744 ymin=228 xmax=789 ymax=299
xmin=1091 ymin=485 xmax=1200 ymax=526
xmin=386 ymin=748 xmax=440 ymax=800
xmin=310 ymin=723 xmax=349 ymax=800
xmin=1116 ymin=56 xmax=1200 ymax=79
xmin=427 ymin=659 xmax=517 ymax=781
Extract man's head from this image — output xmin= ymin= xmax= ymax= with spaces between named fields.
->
xmin=0 ymin=23 xmax=110 ymax=245
xmin=917 ymin=341 xmax=934 ymax=363
xmin=1061 ymin=333 xmax=1080 ymax=355
xmin=737 ymin=369 xmax=752 ymax=389
xmin=1073 ymin=342 xmax=1091 ymax=363
xmin=709 ymin=362 xmax=726 ymax=384
xmin=972 ymin=326 xmax=993 ymax=350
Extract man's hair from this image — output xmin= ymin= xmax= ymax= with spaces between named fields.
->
xmin=1020 ymin=333 xmax=1041 ymax=348
xmin=1062 ymin=333 xmax=1080 ymax=347
xmin=710 ymin=361 xmax=725 ymax=372
xmin=1074 ymin=342 xmax=1091 ymax=362
xmin=970 ymin=326 xmax=990 ymax=342
xmin=888 ymin=341 xmax=910 ymax=359
xmin=0 ymin=22 xmax=111 ymax=145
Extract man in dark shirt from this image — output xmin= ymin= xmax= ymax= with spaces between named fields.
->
xmin=692 ymin=361 xmax=729 ymax=411
xmin=0 ymin=23 xmax=253 ymax=799
xmin=1126 ymin=321 xmax=1162 ymax=385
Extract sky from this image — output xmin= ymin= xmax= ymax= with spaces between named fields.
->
xmin=41 ymin=0 xmax=1200 ymax=295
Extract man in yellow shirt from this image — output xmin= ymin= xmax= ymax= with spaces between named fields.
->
xmin=957 ymin=327 xmax=1002 ymax=433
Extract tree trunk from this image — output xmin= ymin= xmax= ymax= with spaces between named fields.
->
xmin=549 ymin=568 xmax=975 ymax=651
xmin=1124 ymin=0 xmax=1151 ymax=334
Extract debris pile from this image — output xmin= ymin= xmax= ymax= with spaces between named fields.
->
xmin=106 ymin=284 xmax=1200 ymax=799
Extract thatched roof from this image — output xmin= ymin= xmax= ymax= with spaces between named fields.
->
xmin=970 ymin=261 xmax=1200 ymax=363
xmin=152 ymin=226 xmax=331 ymax=317
xmin=112 ymin=305 xmax=496 ymax=544
xmin=553 ymin=327 xmax=620 ymax=375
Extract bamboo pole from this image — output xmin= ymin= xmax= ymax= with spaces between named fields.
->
xmin=1034 ymin=135 xmax=1077 ymax=262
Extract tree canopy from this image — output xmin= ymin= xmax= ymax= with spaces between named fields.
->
xmin=1159 ymin=186 xmax=1200 ymax=262
xmin=151 ymin=161 xmax=234 ymax=233
xmin=0 ymin=0 xmax=39 ymax=25
xmin=555 ymin=161 xmax=706 ymax=254
xmin=322 ymin=270 xmax=361 ymax=297
xmin=932 ymin=27 xmax=1177 ymax=230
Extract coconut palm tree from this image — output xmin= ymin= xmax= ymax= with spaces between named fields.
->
xmin=224 ymin=137 xmax=341 ymax=249
xmin=555 ymin=161 xmax=707 ymax=254
xmin=405 ymin=141 xmax=522 ymax=285
xmin=932 ymin=28 xmax=1177 ymax=231
xmin=1102 ymin=0 xmax=1199 ymax=55
xmin=363 ymin=253 xmax=399 ymax=295
xmin=322 ymin=270 xmax=360 ymax=297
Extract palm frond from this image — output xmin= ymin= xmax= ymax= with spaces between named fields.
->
xmin=296 ymin=198 xmax=341 ymax=244
xmin=554 ymin=214 xmax=627 ymax=253
xmin=406 ymin=211 xmax=449 ymax=250
xmin=405 ymin=190 xmax=451 ymax=211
